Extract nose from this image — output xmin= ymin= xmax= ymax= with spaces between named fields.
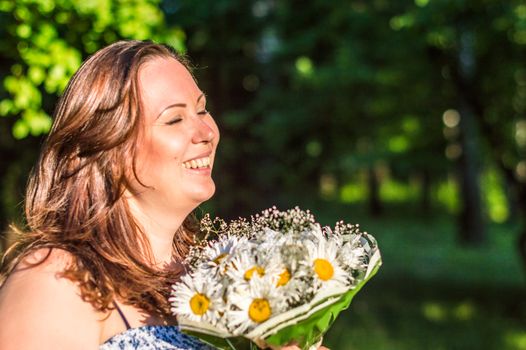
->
xmin=191 ymin=116 xmax=215 ymax=144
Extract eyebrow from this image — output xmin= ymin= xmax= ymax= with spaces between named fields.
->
xmin=156 ymin=93 xmax=206 ymax=120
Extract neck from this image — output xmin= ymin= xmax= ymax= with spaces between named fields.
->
xmin=126 ymin=195 xmax=193 ymax=268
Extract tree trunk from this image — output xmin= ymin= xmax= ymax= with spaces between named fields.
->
xmin=420 ymin=169 xmax=431 ymax=215
xmin=504 ymin=175 xmax=520 ymax=222
xmin=455 ymin=27 xmax=485 ymax=245
xmin=456 ymin=103 xmax=486 ymax=244
xmin=367 ymin=165 xmax=382 ymax=217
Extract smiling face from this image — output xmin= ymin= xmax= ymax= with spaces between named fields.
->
xmin=131 ymin=56 xmax=220 ymax=214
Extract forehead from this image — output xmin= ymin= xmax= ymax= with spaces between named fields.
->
xmin=138 ymin=57 xmax=202 ymax=116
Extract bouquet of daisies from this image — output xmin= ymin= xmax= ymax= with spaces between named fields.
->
xmin=170 ymin=207 xmax=381 ymax=350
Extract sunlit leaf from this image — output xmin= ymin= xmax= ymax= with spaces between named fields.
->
xmin=12 ymin=119 xmax=30 ymax=139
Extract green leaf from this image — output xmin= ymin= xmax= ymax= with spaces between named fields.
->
xmin=157 ymin=27 xmax=187 ymax=53
xmin=0 ymin=0 xmax=15 ymax=12
xmin=0 ymin=99 xmax=14 ymax=116
xmin=16 ymin=23 xmax=32 ymax=38
xmin=12 ymin=119 xmax=30 ymax=139
xmin=4 ymin=76 xmax=19 ymax=93
xmin=28 ymin=66 xmax=46 ymax=85
xmin=180 ymin=330 xmax=253 ymax=350
xmin=23 ymin=109 xmax=52 ymax=136
xmin=37 ymin=0 xmax=55 ymax=14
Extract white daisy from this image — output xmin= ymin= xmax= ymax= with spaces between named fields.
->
xmin=226 ymin=248 xmax=282 ymax=286
xmin=226 ymin=275 xmax=286 ymax=335
xmin=169 ymin=269 xmax=225 ymax=326
xmin=304 ymin=238 xmax=349 ymax=290
xmin=339 ymin=240 xmax=366 ymax=271
xmin=248 ymin=237 xmax=308 ymax=303
xmin=200 ymin=234 xmax=248 ymax=274
xmin=304 ymin=223 xmax=327 ymax=244
xmin=272 ymin=241 xmax=317 ymax=306
xmin=253 ymin=227 xmax=284 ymax=254
xmin=259 ymin=251 xmax=294 ymax=290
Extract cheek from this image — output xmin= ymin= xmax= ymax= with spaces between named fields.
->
xmin=136 ymin=131 xmax=186 ymax=181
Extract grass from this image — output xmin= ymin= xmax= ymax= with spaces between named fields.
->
xmin=303 ymin=201 xmax=526 ymax=350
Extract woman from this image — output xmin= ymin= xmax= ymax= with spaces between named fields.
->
xmin=0 ymin=40 xmax=325 ymax=349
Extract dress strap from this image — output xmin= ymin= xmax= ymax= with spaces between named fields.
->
xmin=113 ymin=301 xmax=131 ymax=330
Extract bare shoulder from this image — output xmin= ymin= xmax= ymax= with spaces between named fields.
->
xmin=0 ymin=248 xmax=102 ymax=349
xmin=13 ymin=246 xmax=73 ymax=270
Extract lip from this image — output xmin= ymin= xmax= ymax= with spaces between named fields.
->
xmin=184 ymin=166 xmax=212 ymax=175
xmin=184 ymin=151 xmax=213 ymax=163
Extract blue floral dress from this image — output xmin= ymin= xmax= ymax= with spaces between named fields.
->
xmin=99 ymin=325 xmax=214 ymax=350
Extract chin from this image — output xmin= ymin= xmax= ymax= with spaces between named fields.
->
xmin=189 ymin=184 xmax=216 ymax=204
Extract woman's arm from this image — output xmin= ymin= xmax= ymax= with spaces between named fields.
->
xmin=0 ymin=249 xmax=102 ymax=350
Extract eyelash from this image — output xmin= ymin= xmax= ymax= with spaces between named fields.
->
xmin=166 ymin=117 xmax=182 ymax=125
xmin=165 ymin=110 xmax=208 ymax=126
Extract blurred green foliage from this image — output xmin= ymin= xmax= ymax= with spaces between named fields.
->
xmin=169 ymin=0 xmax=526 ymax=244
xmin=0 ymin=0 xmax=185 ymax=139
xmin=0 ymin=0 xmax=524 ymax=250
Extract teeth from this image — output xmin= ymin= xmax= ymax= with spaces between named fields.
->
xmin=183 ymin=156 xmax=211 ymax=169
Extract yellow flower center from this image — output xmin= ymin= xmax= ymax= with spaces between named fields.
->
xmin=277 ymin=268 xmax=291 ymax=286
xmin=213 ymin=253 xmax=228 ymax=265
xmin=189 ymin=293 xmax=210 ymax=316
xmin=314 ymin=258 xmax=334 ymax=281
xmin=244 ymin=266 xmax=265 ymax=280
xmin=248 ymin=298 xmax=271 ymax=323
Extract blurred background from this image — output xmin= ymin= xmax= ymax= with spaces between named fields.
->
xmin=1 ymin=0 xmax=525 ymax=348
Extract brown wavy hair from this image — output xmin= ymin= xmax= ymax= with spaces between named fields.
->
xmin=0 ymin=40 xmax=199 ymax=317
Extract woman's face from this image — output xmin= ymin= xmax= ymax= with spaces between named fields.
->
xmin=132 ymin=56 xmax=220 ymax=214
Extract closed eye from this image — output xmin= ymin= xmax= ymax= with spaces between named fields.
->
xmin=197 ymin=109 xmax=209 ymax=116
xmin=166 ymin=117 xmax=182 ymax=125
